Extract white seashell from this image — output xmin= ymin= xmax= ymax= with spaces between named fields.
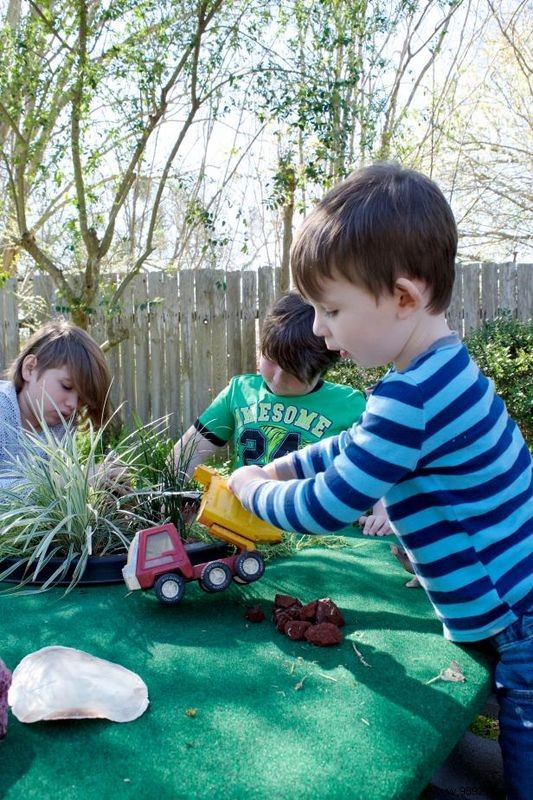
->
xmin=8 ymin=646 xmax=149 ymax=723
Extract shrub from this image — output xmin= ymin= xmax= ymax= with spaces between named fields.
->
xmin=325 ymin=360 xmax=388 ymax=396
xmin=325 ymin=312 xmax=532 ymax=448
xmin=463 ymin=313 xmax=532 ymax=447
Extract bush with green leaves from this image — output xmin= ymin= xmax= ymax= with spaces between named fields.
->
xmin=463 ymin=313 xmax=532 ymax=447
xmin=325 ymin=360 xmax=388 ymax=396
xmin=325 ymin=312 xmax=532 ymax=448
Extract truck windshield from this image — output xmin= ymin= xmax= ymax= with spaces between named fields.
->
xmin=145 ymin=531 xmax=173 ymax=560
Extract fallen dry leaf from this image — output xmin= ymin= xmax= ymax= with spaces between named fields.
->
xmin=426 ymin=660 xmax=465 ymax=685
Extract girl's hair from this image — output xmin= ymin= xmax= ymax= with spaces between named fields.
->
xmin=260 ymin=291 xmax=339 ymax=384
xmin=9 ymin=319 xmax=113 ymax=427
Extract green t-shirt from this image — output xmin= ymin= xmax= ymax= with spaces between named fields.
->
xmin=195 ymin=374 xmax=366 ymax=468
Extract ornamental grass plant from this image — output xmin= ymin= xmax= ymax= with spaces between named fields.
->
xmin=0 ymin=414 xmax=197 ymax=593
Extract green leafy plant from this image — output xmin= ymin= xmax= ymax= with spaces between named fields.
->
xmin=325 ymin=314 xmax=532 ymax=449
xmin=0 ymin=419 xmax=152 ymax=593
xmin=112 ymin=415 xmax=200 ymax=533
xmin=325 ymin=359 xmax=388 ymax=396
xmin=463 ymin=312 xmax=532 ymax=447
xmin=0 ymin=411 xmax=204 ymax=592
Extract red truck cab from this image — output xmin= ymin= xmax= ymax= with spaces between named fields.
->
xmin=123 ymin=466 xmax=283 ymax=605
xmin=123 ymin=522 xmax=267 ymax=604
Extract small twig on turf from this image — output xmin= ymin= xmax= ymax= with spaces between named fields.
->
xmin=352 ymin=641 xmax=371 ymax=668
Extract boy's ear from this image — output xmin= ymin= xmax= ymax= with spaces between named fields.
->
xmin=393 ymin=278 xmax=426 ymax=318
xmin=21 ymin=354 xmax=38 ymax=381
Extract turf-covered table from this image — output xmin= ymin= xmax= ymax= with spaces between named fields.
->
xmin=0 ymin=539 xmax=493 ymax=800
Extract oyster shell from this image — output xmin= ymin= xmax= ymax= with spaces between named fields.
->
xmin=8 ymin=646 xmax=148 ymax=723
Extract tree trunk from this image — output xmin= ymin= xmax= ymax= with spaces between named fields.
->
xmin=280 ymin=166 xmax=296 ymax=293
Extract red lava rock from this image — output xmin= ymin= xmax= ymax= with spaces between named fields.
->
xmin=0 ymin=657 xmax=12 ymax=738
xmin=271 ymin=594 xmax=345 ymax=647
xmin=245 ymin=605 xmax=265 ymax=623
xmin=273 ymin=603 xmax=301 ymax=624
xmin=304 ymin=622 xmax=343 ymax=647
xmin=274 ymin=594 xmax=302 ymax=609
xmin=274 ymin=610 xmax=295 ymax=632
xmin=299 ymin=600 xmax=318 ymax=621
xmin=315 ymin=598 xmax=345 ymax=627
xmin=284 ymin=620 xmax=312 ymax=640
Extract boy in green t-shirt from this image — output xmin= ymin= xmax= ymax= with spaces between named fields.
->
xmin=173 ymin=291 xmax=390 ymax=535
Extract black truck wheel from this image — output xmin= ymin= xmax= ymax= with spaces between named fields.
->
xmin=200 ymin=561 xmax=233 ymax=592
xmin=234 ymin=551 xmax=265 ymax=583
xmin=154 ymin=572 xmax=186 ymax=604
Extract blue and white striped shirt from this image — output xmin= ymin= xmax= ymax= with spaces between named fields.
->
xmin=241 ymin=336 xmax=533 ymax=642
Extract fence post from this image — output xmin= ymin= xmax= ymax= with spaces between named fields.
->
xmin=481 ymin=263 xmax=499 ymax=322
xmin=147 ymin=272 xmax=165 ymax=422
xmin=164 ymin=273 xmax=181 ymax=438
xmin=179 ymin=270 xmax=195 ymax=429
xmin=462 ymin=262 xmax=481 ymax=334
xmin=226 ymin=271 xmax=242 ymax=380
xmin=241 ymin=270 xmax=257 ymax=374
xmin=0 ymin=278 xmax=19 ymax=371
xmin=516 ymin=264 xmax=532 ymax=321
xmin=447 ymin=263 xmax=463 ymax=336
xmin=211 ymin=269 xmax=228 ymax=404
xmin=258 ymin=266 xmax=275 ymax=332
xmin=499 ymin=262 xmax=517 ymax=314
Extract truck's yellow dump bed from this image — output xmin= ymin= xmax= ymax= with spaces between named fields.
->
xmin=193 ymin=465 xmax=283 ymax=549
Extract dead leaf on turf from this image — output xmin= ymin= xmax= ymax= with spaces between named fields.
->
xmin=425 ymin=660 xmax=465 ymax=685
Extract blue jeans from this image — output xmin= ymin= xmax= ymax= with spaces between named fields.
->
xmin=490 ymin=607 xmax=533 ymax=800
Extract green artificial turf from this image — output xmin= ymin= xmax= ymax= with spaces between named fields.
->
xmin=0 ymin=539 xmax=493 ymax=800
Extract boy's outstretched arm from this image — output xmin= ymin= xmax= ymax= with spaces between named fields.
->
xmin=228 ymin=464 xmax=272 ymax=495
xmin=228 ymin=452 xmax=298 ymax=493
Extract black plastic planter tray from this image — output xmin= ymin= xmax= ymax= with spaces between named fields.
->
xmin=0 ymin=541 xmax=233 ymax=586
xmin=0 ymin=553 xmax=128 ymax=586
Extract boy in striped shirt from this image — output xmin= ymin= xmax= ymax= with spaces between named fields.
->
xmin=228 ymin=162 xmax=532 ymax=799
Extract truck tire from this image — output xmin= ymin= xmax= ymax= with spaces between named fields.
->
xmin=200 ymin=561 xmax=233 ymax=593
xmin=235 ymin=551 xmax=265 ymax=583
xmin=154 ymin=572 xmax=186 ymax=604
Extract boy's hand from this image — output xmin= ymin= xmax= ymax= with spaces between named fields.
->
xmin=227 ymin=465 xmax=270 ymax=496
xmin=358 ymin=513 xmax=393 ymax=536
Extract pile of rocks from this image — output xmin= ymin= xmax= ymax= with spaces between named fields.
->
xmin=245 ymin=594 xmax=345 ymax=647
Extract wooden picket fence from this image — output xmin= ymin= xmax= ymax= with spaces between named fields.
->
xmin=0 ymin=267 xmax=281 ymax=437
xmin=0 ymin=262 xmax=530 ymax=437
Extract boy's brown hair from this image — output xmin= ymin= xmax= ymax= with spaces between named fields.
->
xmin=9 ymin=319 xmax=113 ymax=427
xmin=260 ymin=291 xmax=339 ymax=385
xmin=291 ymin=162 xmax=457 ymax=313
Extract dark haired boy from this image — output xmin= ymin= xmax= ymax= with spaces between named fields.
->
xmin=228 ymin=163 xmax=533 ymax=799
xmin=173 ymin=291 xmax=390 ymax=534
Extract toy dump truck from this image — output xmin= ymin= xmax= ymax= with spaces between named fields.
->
xmin=122 ymin=465 xmax=283 ymax=604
